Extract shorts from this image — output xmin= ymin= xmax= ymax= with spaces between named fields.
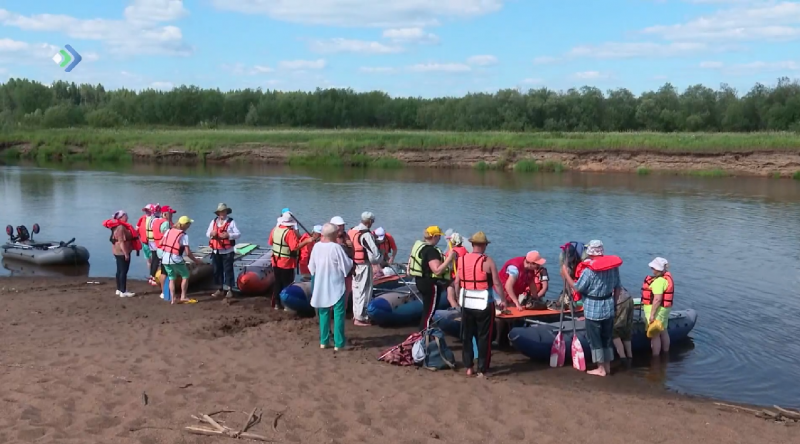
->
xmin=613 ymin=298 xmax=634 ymax=340
xmin=643 ymin=305 xmax=671 ymax=330
xmin=142 ymin=244 xmax=151 ymax=260
xmin=163 ymin=263 xmax=190 ymax=280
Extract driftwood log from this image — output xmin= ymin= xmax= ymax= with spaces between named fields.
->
xmin=715 ymin=402 xmax=800 ymax=423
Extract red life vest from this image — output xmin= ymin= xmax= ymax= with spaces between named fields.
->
xmin=102 ymin=219 xmax=142 ymax=251
xmin=499 ymin=257 xmax=543 ymax=300
xmin=572 ymin=255 xmax=623 ymax=301
xmin=449 ymin=246 xmax=469 ymax=279
xmin=160 ymin=228 xmax=185 ymax=256
xmin=457 ymin=252 xmax=489 ymax=290
xmin=641 ymin=272 xmax=674 ymax=307
xmin=347 ymin=228 xmax=372 ymax=265
xmin=209 ymin=218 xmax=234 ymax=250
xmin=136 ymin=215 xmax=149 ymax=243
xmin=151 ymin=217 xmax=169 ymax=242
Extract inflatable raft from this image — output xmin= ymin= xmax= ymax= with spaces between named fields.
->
xmin=432 ymin=305 xmax=583 ymax=338
xmin=280 ymin=281 xmax=314 ymax=316
xmin=367 ymin=285 xmax=450 ymax=327
xmin=236 ymin=252 xmax=275 ymax=295
xmin=509 ymin=309 xmax=698 ymax=362
xmin=2 ymin=224 xmax=90 ymax=266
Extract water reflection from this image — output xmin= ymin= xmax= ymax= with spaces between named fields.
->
xmin=0 ymin=161 xmax=799 ymax=409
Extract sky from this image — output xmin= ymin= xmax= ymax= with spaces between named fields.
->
xmin=0 ymin=0 xmax=799 ymax=98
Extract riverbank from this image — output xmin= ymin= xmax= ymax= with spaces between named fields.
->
xmin=2 ymin=128 xmax=800 ymax=177
xmin=0 ymin=276 xmax=795 ymax=444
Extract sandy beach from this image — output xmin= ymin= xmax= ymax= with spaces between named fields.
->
xmin=0 ymin=277 xmax=794 ymax=444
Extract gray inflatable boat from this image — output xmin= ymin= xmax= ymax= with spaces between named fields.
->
xmin=2 ymin=224 xmax=90 ymax=266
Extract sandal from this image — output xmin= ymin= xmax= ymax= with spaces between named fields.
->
xmin=178 ymin=299 xmax=198 ymax=304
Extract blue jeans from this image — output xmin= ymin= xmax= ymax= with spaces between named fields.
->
xmin=585 ymin=317 xmax=614 ymax=363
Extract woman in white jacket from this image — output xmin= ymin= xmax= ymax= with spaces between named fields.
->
xmin=309 ymin=223 xmax=354 ymax=351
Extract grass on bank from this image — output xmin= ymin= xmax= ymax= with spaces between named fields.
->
xmin=3 ymin=128 xmax=800 ymax=158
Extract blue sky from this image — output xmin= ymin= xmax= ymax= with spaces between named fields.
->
xmin=1 ymin=0 xmax=799 ymax=97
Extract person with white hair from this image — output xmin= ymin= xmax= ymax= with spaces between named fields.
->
xmin=564 ymin=239 xmax=623 ymax=377
xmin=348 ymin=212 xmax=382 ymax=326
xmin=309 ymin=223 xmax=354 ymax=350
xmin=641 ymin=257 xmax=674 ymax=356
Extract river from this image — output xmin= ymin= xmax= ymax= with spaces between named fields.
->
xmin=1 ymin=162 xmax=798 ymax=409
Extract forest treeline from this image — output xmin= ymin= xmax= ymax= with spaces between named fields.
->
xmin=1 ymin=77 xmax=799 ymax=132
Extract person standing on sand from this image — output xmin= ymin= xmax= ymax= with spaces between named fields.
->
xmin=331 ymin=216 xmax=354 ymax=315
xmin=136 ymin=204 xmax=156 ymax=286
xmin=454 ymin=231 xmax=505 ymax=377
xmin=348 ymin=212 xmax=381 ymax=326
xmin=408 ymin=226 xmax=458 ymax=331
xmin=206 ymin=203 xmax=241 ymax=299
xmin=160 ymin=216 xmax=204 ymax=304
xmin=309 ymin=223 xmax=354 ymax=351
xmin=269 ymin=212 xmax=311 ymax=310
xmin=103 ymin=210 xmax=141 ymax=298
xmin=565 ymin=240 xmax=623 ymax=377
xmin=153 ymin=205 xmax=176 ymax=300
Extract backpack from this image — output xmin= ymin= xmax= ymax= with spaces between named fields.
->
xmin=417 ymin=328 xmax=456 ymax=371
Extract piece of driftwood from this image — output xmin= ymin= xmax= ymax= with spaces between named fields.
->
xmin=774 ymin=406 xmax=800 ymax=420
xmin=184 ymin=408 xmax=269 ymax=441
xmin=715 ymin=402 xmax=800 ymax=422
xmin=272 ymin=412 xmax=283 ymax=432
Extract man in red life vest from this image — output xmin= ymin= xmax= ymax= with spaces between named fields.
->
xmin=498 ymin=251 xmax=550 ymax=311
xmin=136 ymin=204 xmax=156 ymax=285
xmin=206 ymin=203 xmax=241 ymax=300
xmin=348 ymin=212 xmax=381 ymax=326
xmin=564 ymin=240 xmax=623 ymax=377
xmin=454 ymin=231 xmax=505 ymax=377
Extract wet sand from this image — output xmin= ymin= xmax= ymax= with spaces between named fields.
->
xmin=0 ymin=277 xmax=794 ymax=443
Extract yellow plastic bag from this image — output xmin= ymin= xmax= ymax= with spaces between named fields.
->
xmin=646 ymin=319 xmax=664 ymax=338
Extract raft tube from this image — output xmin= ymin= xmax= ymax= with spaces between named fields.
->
xmin=155 ymin=262 xmax=214 ymax=301
xmin=432 ymin=306 xmax=576 ymax=338
xmin=280 ymin=281 xmax=314 ymax=316
xmin=1 ymin=242 xmax=90 ymax=266
xmin=508 ymin=309 xmax=698 ymax=362
xmin=367 ymin=286 xmax=450 ymax=327
xmin=236 ymin=253 xmax=275 ymax=295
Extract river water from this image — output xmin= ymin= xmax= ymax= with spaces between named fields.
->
xmin=1 ymin=162 xmax=798 ymax=408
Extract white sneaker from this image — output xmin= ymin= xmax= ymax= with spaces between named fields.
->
xmin=119 ymin=291 xmax=135 ymax=298
xmin=115 ymin=290 xmax=121 ymax=296
xmin=160 ymin=293 xmax=165 ymax=300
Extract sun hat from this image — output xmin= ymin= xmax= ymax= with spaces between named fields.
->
xmin=449 ymin=232 xmax=462 ymax=245
xmin=330 ymin=216 xmax=345 ymax=225
xmin=525 ymin=251 xmax=546 ymax=265
xmin=113 ymin=210 xmax=127 ymax=220
xmin=425 ymin=226 xmax=444 ymax=237
xmin=586 ymin=240 xmax=604 ymax=256
xmin=142 ymin=204 xmax=155 ymax=213
xmin=278 ymin=214 xmax=296 ymax=227
xmin=468 ymin=231 xmax=490 ymax=244
xmin=648 ymin=257 xmax=668 ymax=271
xmin=160 ymin=205 xmax=177 ymax=214
xmin=313 ymin=225 xmax=323 ymax=234
xmin=374 ymin=227 xmax=386 ymax=240
xmin=215 ymin=203 xmax=232 ymax=214
xmin=177 ymin=216 xmax=194 ymax=225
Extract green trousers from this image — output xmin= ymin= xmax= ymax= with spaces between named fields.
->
xmin=318 ymin=295 xmax=346 ymax=348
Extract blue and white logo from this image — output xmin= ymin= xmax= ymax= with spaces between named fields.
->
xmin=51 ymin=44 xmax=82 ymax=72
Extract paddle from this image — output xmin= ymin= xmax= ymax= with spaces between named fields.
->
xmin=388 ymin=263 xmax=422 ymax=302
xmin=288 ymin=213 xmax=311 ymax=235
xmin=550 ymin=280 xmax=568 ymax=367
xmin=569 ymin=296 xmax=586 ymax=371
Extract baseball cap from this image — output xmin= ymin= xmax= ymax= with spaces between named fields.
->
xmin=313 ymin=225 xmax=323 ymax=234
xmin=177 ymin=216 xmax=194 ymax=225
xmin=374 ymin=227 xmax=386 ymax=240
xmin=281 ymin=207 xmax=290 ymax=215
xmin=330 ymin=216 xmax=345 ymax=225
xmin=525 ymin=251 xmax=546 ymax=265
xmin=425 ymin=226 xmax=444 ymax=237
xmin=160 ymin=205 xmax=177 ymax=214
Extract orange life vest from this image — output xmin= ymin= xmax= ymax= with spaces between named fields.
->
xmin=347 ymin=228 xmax=372 ymax=265
xmin=136 ymin=215 xmax=149 ymax=243
xmin=102 ymin=219 xmax=142 ymax=251
xmin=457 ymin=252 xmax=489 ymax=290
xmin=160 ymin=228 xmax=185 ymax=256
xmin=151 ymin=217 xmax=169 ymax=242
xmin=209 ymin=217 xmax=234 ymax=250
xmin=572 ymin=255 xmax=623 ymax=301
xmin=641 ymin=272 xmax=674 ymax=307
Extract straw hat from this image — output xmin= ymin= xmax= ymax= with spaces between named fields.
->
xmin=214 ymin=203 xmax=232 ymax=215
xmin=469 ymin=231 xmax=490 ymax=244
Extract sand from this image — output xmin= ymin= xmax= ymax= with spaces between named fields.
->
xmin=0 ymin=276 xmax=795 ymax=444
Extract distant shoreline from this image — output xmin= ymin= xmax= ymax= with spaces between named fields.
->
xmin=2 ymin=128 xmax=799 ymax=177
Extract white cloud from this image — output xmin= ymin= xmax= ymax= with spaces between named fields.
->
xmin=0 ymin=1 xmax=191 ymax=56
xmin=382 ymin=27 xmax=439 ymax=44
xmin=572 ymin=71 xmax=610 ymax=80
xmin=0 ymin=38 xmax=59 ymax=64
xmin=467 ymin=55 xmax=498 ymax=66
xmin=221 ymin=63 xmax=275 ymax=75
xmin=149 ymin=81 xmax=174 ymax=90
xmin=642 ymin=1 xmax=800 ymax=42
xmin=278 ymin=59 xmax=327 ymax=70
xmin=568 ymin=41 xmax=708 ymax=59
xmin=699 ymin=60 xmax=724 ymax=68
xmin=407 ymin=63 xmax=472 ymax=73
xmin=533 ymin=56 xmax=559 ymax=65
xmin=359 ymin=66 xmax=397 ymax=73
xmin=209 ymin=0 xmax=505 ymax=27
xmin=309 ymin=38 xmax=403 ymax=54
